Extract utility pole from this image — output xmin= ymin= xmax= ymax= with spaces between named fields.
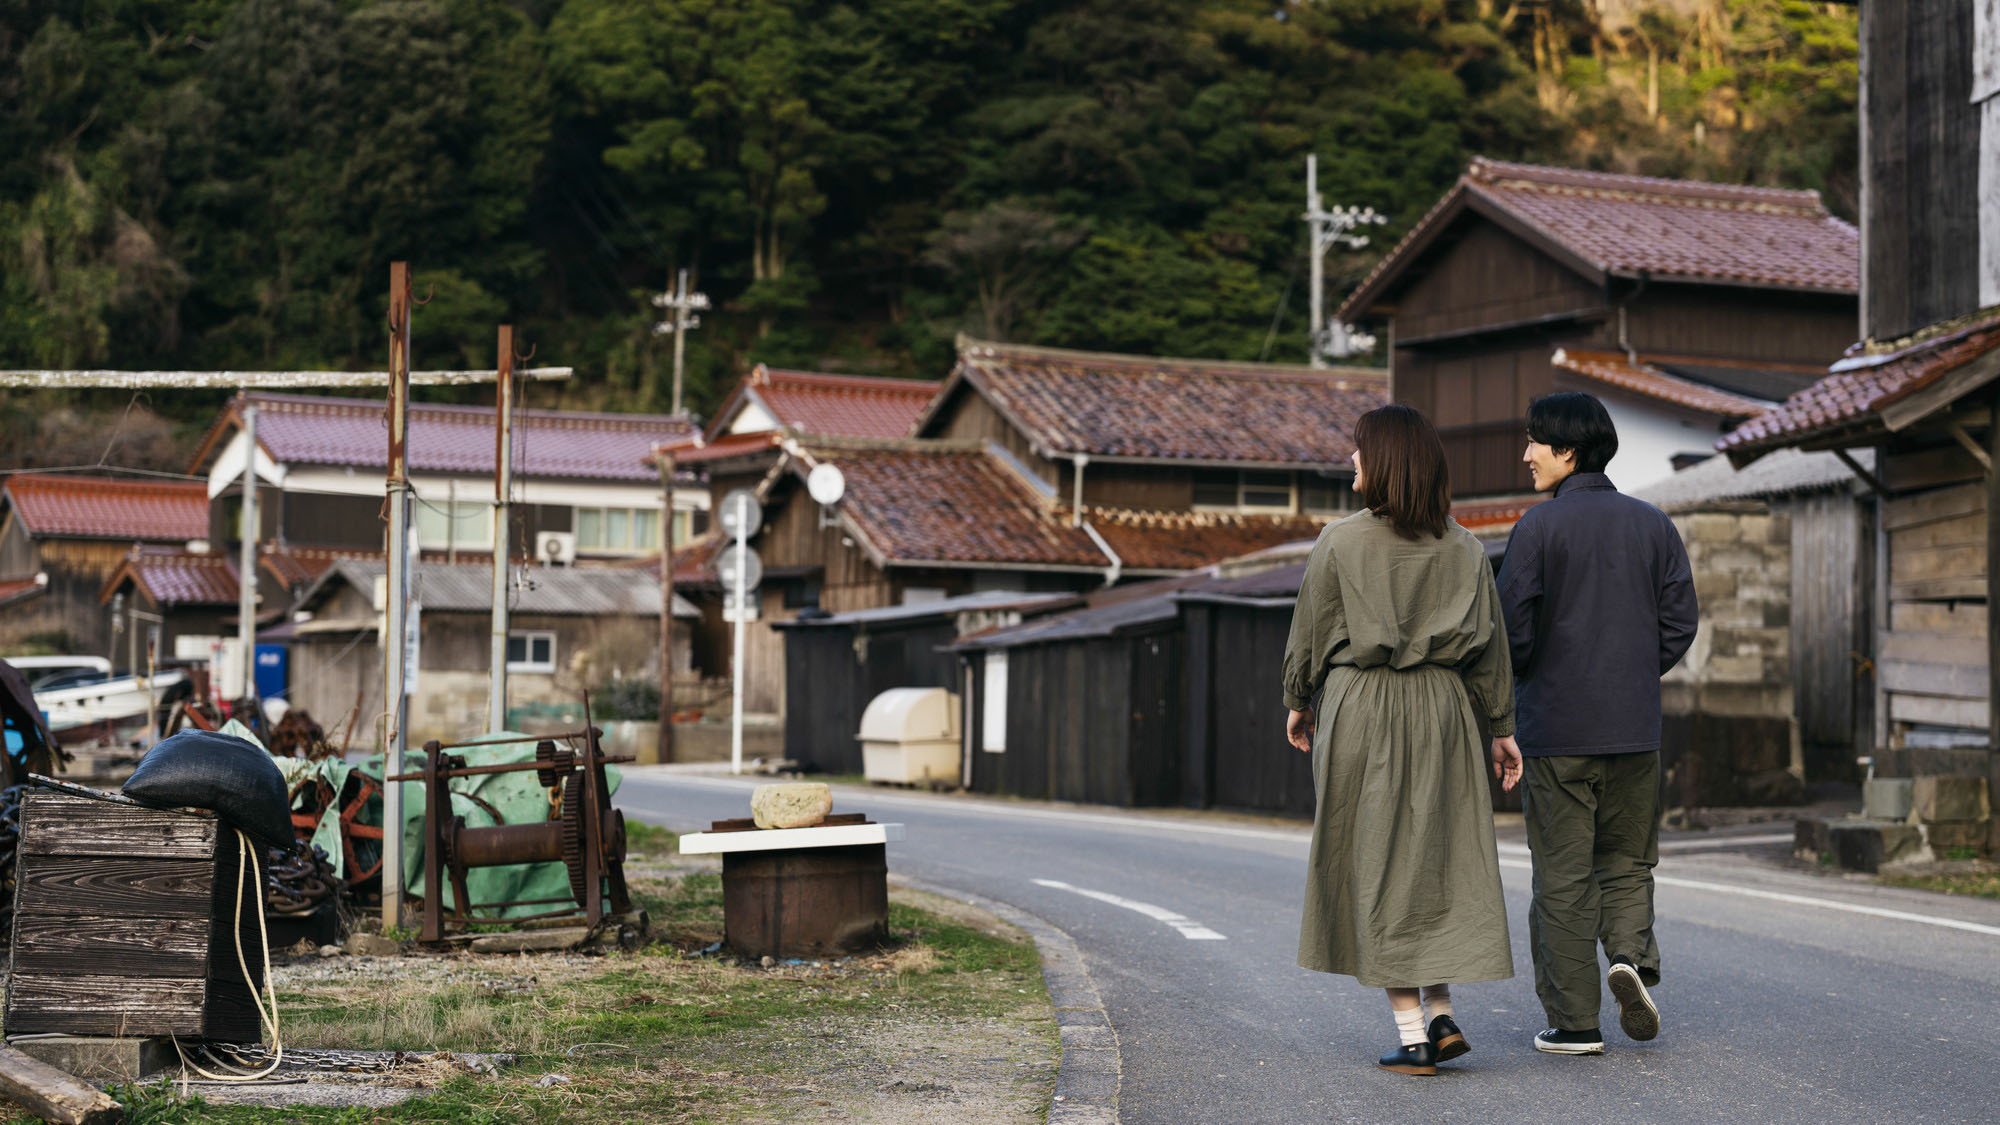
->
xmin=652 ymin=269 xmax=709 ymax=416
xmin=487 ymin=325 xmax=515 ymax=735
xmin=656 ymin=450 xmax=676 ymax=766
xmin=236 ymin=402 xmax=260 ymax=705
xmin=1304 ymin=154 xmax=1387 ymax=366
xmin=382 ymin=261 xmax=413 ymax=930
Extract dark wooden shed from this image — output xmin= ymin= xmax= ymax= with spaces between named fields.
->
xmin=956 ymin=595 xmax=1185 ymax=806
xmin=1175 ymin=563 xmax=1315 ymax=816
xmin=776 ymin=591 xmax=1079 ymax=774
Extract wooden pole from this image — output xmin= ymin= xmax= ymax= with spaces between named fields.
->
xmin=0 ymin=1044 xmax=123 ymax=1125
xmin=1987 ymin=390 xmax=2000 ymax=751
xmin=657 ymin=451 xmax=676 ymax=765
xmin=382 ymin=261 xmax=412 ymax=930
xmin=488 ymin=326 xmax=514 ymax=735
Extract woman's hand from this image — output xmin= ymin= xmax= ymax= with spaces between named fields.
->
xmin=1286 ymin=708 xmax=1315 ymax=753
xmin=1491 ymin=736 xmax=1523 ymax=792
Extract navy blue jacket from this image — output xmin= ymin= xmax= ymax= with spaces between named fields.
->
xmin=1496 ymin=472 xmax=1698 ymax=756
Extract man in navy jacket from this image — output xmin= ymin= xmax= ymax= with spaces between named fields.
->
xmin=1497 ymin=392 xmax=1698 ymax=1057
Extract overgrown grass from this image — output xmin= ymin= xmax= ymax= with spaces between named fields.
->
xmin=25 ymin=862 xmax=1053 ymax=1125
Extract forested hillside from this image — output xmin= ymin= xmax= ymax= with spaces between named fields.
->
xmin=0 ymin=0 xmax=1858 ymax=461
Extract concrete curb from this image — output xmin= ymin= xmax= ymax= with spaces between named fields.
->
xmin=895 ymin=876 xmax=1120 ymax=1125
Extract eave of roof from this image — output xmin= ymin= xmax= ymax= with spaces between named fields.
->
xmin=1552 ymin=348 xmax=1776 ymax=417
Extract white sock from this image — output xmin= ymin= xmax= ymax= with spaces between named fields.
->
xmin=1393 ymin=1005 xmax=1427 ymax=1047
xmin=1421 ymin=984 xmax=1453 ymax=1024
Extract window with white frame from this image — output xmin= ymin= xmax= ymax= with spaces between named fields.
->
xmin=414 ymin=498 xmax=494 ymax=549
xmin=575 ymin=506 xmax=660 ymax=553
xmin=1192 ymin=471 xmax=1298 ymax=513
xmin=506 ymin=631 xmax=557 ymax=674
xmin=1300 ymin=474 xmax=1348 ymax=515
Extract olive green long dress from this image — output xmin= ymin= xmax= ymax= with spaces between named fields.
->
xmin=1283 ymin=511 xmax=1516 ymax=987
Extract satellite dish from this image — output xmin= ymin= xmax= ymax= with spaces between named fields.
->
xmin=807 ymin=462 xmax=846 ymax=506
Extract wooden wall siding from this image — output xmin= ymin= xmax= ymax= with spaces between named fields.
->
xmin=1399 ymin=335 xmax=1569 ymax=496
xmin=1884 ymin=479 xmax=1987 ymax=601
xmin=285 ymin=491 xmax=382 ymax=549
xmin=0 ymin=514 xmax=37 ymax=575
xmin=1784 ymin=491 xmax=1871 ymax=777
xmin=927 ymin=388 xmax=1058 ymax=486
xmin=0 ymin=538 xmax=143 ymax=655
xmin=210 ymin=482 xmax=283 ymax=548
xmin=1878 ymin=461 xmax=1990 ymax=735
xmin=1186 ymin=602 xmax=1314 ymax=816
xmin=1126 ymin=630 xmax=1184 ymax=807
xmin=1072 ymin=464 xmax=1194 ymax=511
xmin=1389 ymin=220 xmax=1603 ymax=343
xmin=6 ymin=792 xmax=264 ymax=1040
xmin=1622 ymin=285 xmax=1858 ymax=367
xmin=1001 ymin=640 xmax=1134 ymax=804
xmin=1861 ymin=1 xmax=1983 ymax=341
xmin=782 ymin=619 xmax=962 ymax=774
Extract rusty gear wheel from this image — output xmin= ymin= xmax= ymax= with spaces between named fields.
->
xmin=560 ymin=772 xmax=588 ymax=903
xmin=535 ymin=740 xmax=570 ymax=790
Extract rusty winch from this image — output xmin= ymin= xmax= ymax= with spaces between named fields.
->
xmin=402 ymin=725 xmax=634 ymax=941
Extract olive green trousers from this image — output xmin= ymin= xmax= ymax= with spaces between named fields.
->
xmin=1522 ymin=751 xmax=1663 ymax=1031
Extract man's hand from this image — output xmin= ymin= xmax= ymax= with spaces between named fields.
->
xmin=1490 ymin=736 xmax=1522 ymax=791
xmin=1286 ymin=708 xmax=1315 ymax=753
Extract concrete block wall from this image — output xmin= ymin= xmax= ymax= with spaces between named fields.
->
xmin=1660 ymin=504 xmax=1802 ymax=806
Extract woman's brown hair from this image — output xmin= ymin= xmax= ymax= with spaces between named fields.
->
xmin=1354 ymin=404 xmax=1451 ymax=540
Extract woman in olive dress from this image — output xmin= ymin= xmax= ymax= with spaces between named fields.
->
xmin=1282 ymin=404 xmax=1523 ymax=1075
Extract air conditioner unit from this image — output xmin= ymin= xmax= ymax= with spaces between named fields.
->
xmin=535 ymin=531 xmax=577 ymax=566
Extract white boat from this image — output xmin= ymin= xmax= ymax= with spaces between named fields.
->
xmin=32 ymin=669 xmax=185 ymax=733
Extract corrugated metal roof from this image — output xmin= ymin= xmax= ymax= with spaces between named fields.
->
xmin=315 ymin=559 xmax=696 ymax=618
xmin=1633 ymin=448 xmax=1871 ymax=511
xmin=779 ymin=590 xmax=1079 ymax=629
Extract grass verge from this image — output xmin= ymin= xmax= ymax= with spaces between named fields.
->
xmin=1880 ymin=868 xmax=2000 ymax=898
xmin=6 ymin=825 xmax=1054 ymax=1125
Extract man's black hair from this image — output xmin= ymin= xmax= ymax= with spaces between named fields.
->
xmin=1527 ymin=392 xmax=1618 ymax=474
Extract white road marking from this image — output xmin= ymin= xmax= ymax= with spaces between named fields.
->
xmin=637 ymin=774 xmax=2000 ymax=941
xmin=1032 ymin=878 xmax=1227 ymax=940
xmin=1657 ymin=833 xmax=1796 ymax=852
xmin=1497 ymin=859 xmax=2000 ymax=938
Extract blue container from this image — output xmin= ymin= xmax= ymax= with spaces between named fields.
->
xmin=254 ymin=644 xmax=289 ymax=701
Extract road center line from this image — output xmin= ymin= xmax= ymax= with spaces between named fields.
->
xmin=1032 ymin=878 xmax=1227 ymax=940
xmin=1497 ymin=859 xmax=2000 ymax=938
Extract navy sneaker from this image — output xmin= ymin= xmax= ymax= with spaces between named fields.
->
xmin=1533 ymin=1027 xmax=1605 ymax=1054
xmin=1608 ymin=957 xmax=1660 ymax=1041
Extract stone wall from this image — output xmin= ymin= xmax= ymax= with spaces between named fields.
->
xmin=1660 ymin=502 xmax=1804 ymax=806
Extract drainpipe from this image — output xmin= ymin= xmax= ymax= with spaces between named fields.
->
xmin=1070 ymin=453 xmax=1088 ymax=526
xmin=1081 ymin=521 xmax=1123 ymax=588
xmin=1614 ymin=272 xmax=1650 ymax=365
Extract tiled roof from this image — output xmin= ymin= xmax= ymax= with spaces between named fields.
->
xmin=191 ymin=394 xmax=699 ymax=483
xmin=739 ymin=368 xmax=938 ymax=440
xmin=110 ymin=552 xmax=241 ymax=606
xmin=1 ymin=474 xmax=208 ymax=541
xmin=0 ymin=577 xmax=46 ymax=609
xmin=307 ymin=559 xmax=696 ymax=618
xmin=1717 ymin=310 xmax=2000 ymax=460
xmin=263 ymin=546 xmax=383 ymax=589
xmin=1551 ymin=348 xmax=1774 ymax=417
xmin=1340 ymin=157 xmax=1858 ymax=319
xmin=932 ymin=338 xmax=1386 ymax=466
xmin=650 ymin=430 xmax=784 ymax=467
xmin=1451 ymin=495 xmax=1545 ymax=534
xmin=1085 ymin=508 xmax=1334 ymax=572
xmin=797 ymin=443 xmax=1107 ymax=569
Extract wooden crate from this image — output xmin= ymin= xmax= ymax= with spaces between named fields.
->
xmin=5 ymin=787 xmax=266 ymax=1040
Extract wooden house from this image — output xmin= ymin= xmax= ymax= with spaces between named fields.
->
xmin=280 ymin=559 xmax=697 ymax=748
xmin=1716 ymin=2 xmax=2000 ymax=821
xmin=1337 ymin=158 xmax=1860 ymax=502
xmin=0 ymin=475 xmax=209 ymax=659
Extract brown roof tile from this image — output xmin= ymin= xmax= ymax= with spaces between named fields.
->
xmin=1717 ymin=310 xmax=2000 ymax=459
xmin=795 ymin=442 xmax=1107 ymax=570
xmin=1341 ymin=158 xmax=1859 ymax=320
xmin=1552 ymin=348 xmax=1775 ymax=417
xmin=934 ymin=339 xmax=1386 ymax=466
xmin=1085 ymin=508 xmax=1333 ymax=572
xmin=748 ymin=368 xmax=939 ymax=439
xmin=2 ymin=474 xmax=209 ymax=541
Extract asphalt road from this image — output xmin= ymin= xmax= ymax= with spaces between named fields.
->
xmin=617 ymin=769 xmax=2000 ymax=1124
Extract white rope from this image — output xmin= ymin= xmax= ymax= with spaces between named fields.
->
xmin=175 ymin=830 xmax=284 ymax=1087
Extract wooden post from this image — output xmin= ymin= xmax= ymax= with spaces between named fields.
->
xmin=1987 ymin=391 xmax=2000 ymax=751
xmin=383 ymin=261 xmax=412 ymax=930
xmin=0 ymin=1044 xmax=123 ymax=1125
xmin=488 ymin=326 xmax=514 ymax=735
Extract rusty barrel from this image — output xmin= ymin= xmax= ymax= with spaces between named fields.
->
xmin=721 ymin=844 xmax=889 ymax=959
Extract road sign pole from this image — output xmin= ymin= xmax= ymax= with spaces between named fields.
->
xmin=731 ymin=494 xmax=746 ymax=776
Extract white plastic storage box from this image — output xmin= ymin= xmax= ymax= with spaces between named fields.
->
xmin=857 ymin=687 xmax=960 ymax=784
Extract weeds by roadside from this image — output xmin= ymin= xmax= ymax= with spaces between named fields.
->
xmin=1881 ymin=868 xmax=2000 ymax=898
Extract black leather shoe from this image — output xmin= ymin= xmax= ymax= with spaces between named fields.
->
xmin=1378 ymin=1041 xmax=1438 ymax=1075
xmin=1608 ymin=957 xmax=1660 ymax=1041
xmin=1428 ymin=1014 xmax=1469 ymax=1062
